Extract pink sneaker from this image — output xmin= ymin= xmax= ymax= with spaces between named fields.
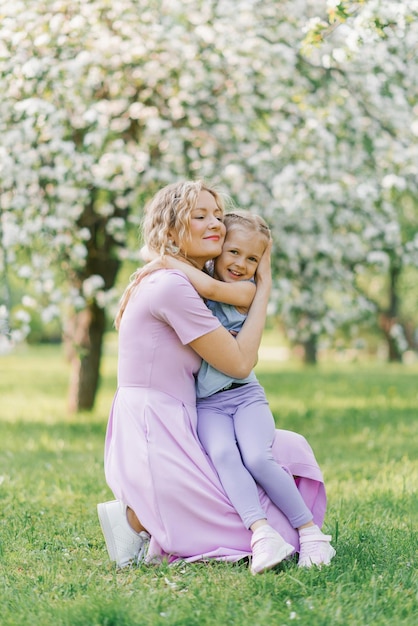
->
xmin=250 ymin=525 xmax=294 ymax=575
xmin=97 ymin=500 xmax=150 ymax=568
xmin=298 ymin=531 xmax=336 ymax=568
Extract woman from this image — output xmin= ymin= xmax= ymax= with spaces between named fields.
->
xmin=98 ymin=180 xmax=333 ymax=573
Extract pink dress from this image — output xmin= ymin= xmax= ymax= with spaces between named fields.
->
xmin=104 ymin=270 xmax=327 ymax=563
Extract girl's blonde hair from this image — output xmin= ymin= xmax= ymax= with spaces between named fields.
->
xmin=115 ymin=180 xmax=224 ymax=329
xmin=223 ymin=210 xmax=271 ymax=245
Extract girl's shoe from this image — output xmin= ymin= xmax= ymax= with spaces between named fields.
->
xmin=298 ymin=531 xmax=336 ymax=568
xmin=250 ymin=525 xmax=294 ymax=574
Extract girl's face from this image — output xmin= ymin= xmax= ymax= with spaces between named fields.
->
xmin=174 ymin=190 xmax=226 ymax=268
xmin=214 ymin=227 xmax=267 ymax=282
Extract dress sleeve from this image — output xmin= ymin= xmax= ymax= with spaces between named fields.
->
xmin=149 ymin=270 xmax=221 ymax=345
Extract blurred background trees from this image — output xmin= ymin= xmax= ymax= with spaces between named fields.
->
xmin=1 ymin=0 xmax=417 ymax=410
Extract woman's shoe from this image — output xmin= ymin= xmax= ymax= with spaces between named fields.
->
xmin=97 ymin=500 xmax=150 ymax=568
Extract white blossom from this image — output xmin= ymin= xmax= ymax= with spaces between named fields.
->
xmin=0 ymin=0 xmax=417 ymax=355
xmin=41 ymin=305 xmax=60 ymax=323
xmin=82 ymin=275 xmax=106 ymax=299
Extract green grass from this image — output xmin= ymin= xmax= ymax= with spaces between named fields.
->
xmin=1 ymin=340 xmax=417 ymax=625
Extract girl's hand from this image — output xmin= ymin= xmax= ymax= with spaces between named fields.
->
xmin=162 ymin=255 xmax=193 ymax=271
xmin=142 ymin=252 xmax=191 ymax=273
xmin=146 ymin=257 xmax=165 ymax=270
xmin=141 ymin=256 xmax=167 ymax=276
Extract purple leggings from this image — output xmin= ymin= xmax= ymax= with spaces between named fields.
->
xmin=197 ymin=381 xmax=313 ymax=530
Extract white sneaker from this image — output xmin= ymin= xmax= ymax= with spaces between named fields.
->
xmin=298 ymin=531 xmax=336 ymax=568
xmin=97 ymin=500 xmax=150 ymax=568
xmin=250 ymin=525 xmax=294 ymax=575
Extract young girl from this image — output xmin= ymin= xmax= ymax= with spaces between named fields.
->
xmin=166 ymin=211 xmax=335 ymax=572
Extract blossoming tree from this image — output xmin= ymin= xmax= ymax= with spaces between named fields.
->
xmin=1 ymin=0 xmax=417 ymax=409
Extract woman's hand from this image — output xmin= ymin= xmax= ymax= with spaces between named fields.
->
xmin=254 ymin=239 xmax=272 ymax=290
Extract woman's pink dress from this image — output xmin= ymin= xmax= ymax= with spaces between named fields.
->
xmin=104 ymin=270 xmax=326 ymax=563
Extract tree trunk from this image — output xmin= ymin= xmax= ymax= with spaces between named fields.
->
xmin=64 ymin=193 xmax=125 ymax=411
xmin=378 ymin=312 xmax=403 ymax=362
xmin=65 ymin=301 xmax=106 ymax=412
xmin=378 ymin=263 xmax=403 ymax=363
xmin=302 ymin=335 xmax=318 ymax=365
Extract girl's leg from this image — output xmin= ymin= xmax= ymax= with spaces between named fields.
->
xmin=198 ymin=401 xmax=295 ymax=574
xmin=197 ymin=405 xmax=266 ymax=529
xmin=228 ymin=384 xmax=335 ymax=568
xmin=234 ymin=390 xmax=313 ymax=529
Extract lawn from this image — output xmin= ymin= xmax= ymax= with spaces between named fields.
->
xmin=0 ymin=340 xmax=417 ymax=625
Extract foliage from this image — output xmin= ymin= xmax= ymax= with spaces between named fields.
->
xmin=0 ymin=341 xmax=417 ymax=625
xmin=1 ymin=0 xmax=418 ymax=357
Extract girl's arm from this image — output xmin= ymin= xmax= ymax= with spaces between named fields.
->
xmin=162 ymin=256 xmax=255 ymax=308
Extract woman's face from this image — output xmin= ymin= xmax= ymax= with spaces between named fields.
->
xmin=175 ymin=190 xmax=226 ymax=268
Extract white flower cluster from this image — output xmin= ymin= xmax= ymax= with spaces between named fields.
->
xmin=0 ymin=0 xmax=417 ymax=354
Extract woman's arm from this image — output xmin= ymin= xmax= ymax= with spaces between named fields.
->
xmin=189 ymin=241 xmax=272 ymax=378
xmin=162 ymin=256 xmax=255 ymax=308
